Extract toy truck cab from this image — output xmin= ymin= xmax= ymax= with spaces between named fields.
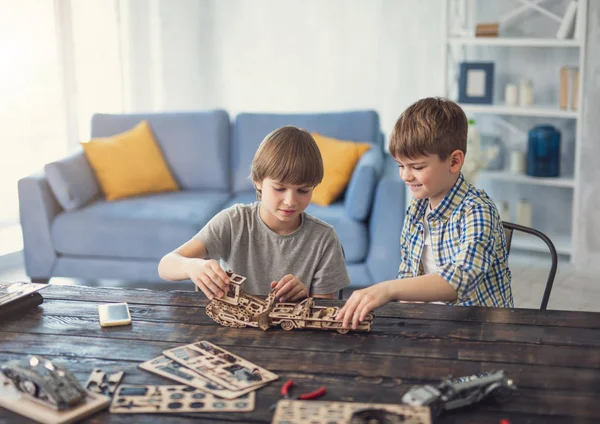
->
xmin=219 ymin=272 xmax=248 ymax=306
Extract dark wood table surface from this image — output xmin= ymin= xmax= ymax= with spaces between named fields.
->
xmin=1 ymin=284 xmax=599 ymax=423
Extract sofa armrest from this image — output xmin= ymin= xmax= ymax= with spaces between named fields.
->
xmin=366 ymin=155 xmax=406 ymax=284
xmin=344 ymin=147 xmax=384 ymax=221
xmin=18 ymin=172 xmax=62 ymax=278
xmin=44 ymin=151 xmax=100 ymax=211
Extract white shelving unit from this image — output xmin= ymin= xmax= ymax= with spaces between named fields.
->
xmin=442 ymin=0 xmax=587 ymax=259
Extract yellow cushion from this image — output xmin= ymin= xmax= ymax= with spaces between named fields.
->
xmin=311 ymin=132 xmax=371 ymax=206
xmin=81 ymin=120 xmax=179 ymax=201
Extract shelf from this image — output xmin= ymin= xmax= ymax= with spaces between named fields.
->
xmin=460 ymin=104 xmax=579 ymax=118
xmin=448 ymin=37 xmax=581 ymax=48
xmin=510 ymin=232 xmax=571 ymax=256
xmin=479 ymin=171 xmax=575 ymax=188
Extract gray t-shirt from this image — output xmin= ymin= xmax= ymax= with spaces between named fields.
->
xmin=194 ymin=202 xmax=350 ymax=296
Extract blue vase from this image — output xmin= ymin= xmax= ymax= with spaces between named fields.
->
xmin=526 ymin=125 xmax=561 ymax=177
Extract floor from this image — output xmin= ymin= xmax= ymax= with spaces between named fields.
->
xmin=1 ymin=251 xmax=597 ymax=312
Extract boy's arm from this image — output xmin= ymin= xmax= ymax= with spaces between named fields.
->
xmin=158 ymin=239 xmax=230 ymax=299
xmin=158 ymin=238 xmax=208 ymax=280
xmin=158 ymin=207 xmax=233 ymax=298
xmin=435 ymin=204 xmax=497 ymax=302
xmin=337 ymin=274 xmax=457 ymax=329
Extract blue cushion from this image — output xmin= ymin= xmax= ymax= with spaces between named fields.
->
xmin=51 ymin=190 xmax=231 ymax=260
xmin=347 ymin=263 xmax=373 ymax=288
xmin=344 ymin=147 xmax=384 ymax=221
xmin=44 ymin=152 xmax=100 ymax=211
xmin=91 ymin=111 xmax=231 ymax=191
xmin=306 ymin=202 xmax=368 ymax=263
xmin=232 ymin=111 xmax=381 ymax=194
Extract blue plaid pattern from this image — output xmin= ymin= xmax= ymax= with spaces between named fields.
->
xmin=397 ymin=174 xmax=513 ymax=307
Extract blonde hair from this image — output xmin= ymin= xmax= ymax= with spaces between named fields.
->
xmin=389 ymin=97 xmax=467 ymax=161
xmin=251 ymin=126 xmax=324 ymax=200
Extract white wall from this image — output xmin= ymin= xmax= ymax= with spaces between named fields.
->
xmin=120 ymin=0 xmax=445 ymax=136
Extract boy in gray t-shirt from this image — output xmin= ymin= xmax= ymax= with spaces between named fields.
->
xmin=158 ymin=126 xmax=350 ymax=302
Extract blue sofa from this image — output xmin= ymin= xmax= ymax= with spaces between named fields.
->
xmin=18 ymin=110 xmax=406 ymax=288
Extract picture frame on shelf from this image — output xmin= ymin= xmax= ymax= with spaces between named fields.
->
xmin=458 ymin=62 xmax=495 ymax=104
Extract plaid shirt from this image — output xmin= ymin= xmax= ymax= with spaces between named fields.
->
xmin=398 ymin=173 xmax=513 ymax=307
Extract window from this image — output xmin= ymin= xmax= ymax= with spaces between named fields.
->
xmin=0 ymin=0 xmax=67 ymax=227
xmin=0 ymin=0 xmax=122 ymax=229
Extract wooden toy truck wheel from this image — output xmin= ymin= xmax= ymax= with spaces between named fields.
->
xmin=337 ymin=328 xmax=349 ymax=334
xmin=280 ymin=320 xmax=295 ymax=331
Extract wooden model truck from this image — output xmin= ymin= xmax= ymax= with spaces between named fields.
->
xmin=205 ymin=271 xmax=373 ymax=333
xmin=268 ymin=298 xmax=372 ymax=333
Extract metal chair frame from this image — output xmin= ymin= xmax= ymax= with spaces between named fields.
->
xmin=502 ymin=221 xmax=558 ymax=310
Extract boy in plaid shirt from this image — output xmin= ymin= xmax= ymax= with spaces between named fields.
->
xmin=338 ymin=98 xmax=513 ymax=329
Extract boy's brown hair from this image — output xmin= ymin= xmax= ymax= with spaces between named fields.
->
xmin=251 ymin=126 xmax=324 ymax=200
xmin=389 ymin=97 xmax=468 ymax=161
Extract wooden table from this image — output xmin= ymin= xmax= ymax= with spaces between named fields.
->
xmin=1 ymin=285 xmax=599 ymax=423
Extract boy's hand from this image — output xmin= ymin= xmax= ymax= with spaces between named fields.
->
xmin=270 ymin=274 xmax=308 ymax=302
xmin=336 ymin=283 xmax=392 ymax=330
xmin=185 ymin=259 xmax=230 ymax=300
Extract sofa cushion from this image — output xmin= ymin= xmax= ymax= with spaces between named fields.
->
xmin=51 ymin=191 xmax=230 ymax=260
xmin=45 ymin=151 xmax=101 ymax=211
xmin=306 ymin=202 xmax=368 ymax=263
xmin=344 ymin=147 xmax=384 ymax=221
xmin=91 ymin=111 xmax=230 ymax=191
xmin=232 ymin=111 xmax=380 ymax=194
xmin=224 ymin=193 xmax=368 ymax=263
xmin=82 ymin=120 xmax=180 ymax=201
xmin=311 ymin=132 xmax=372 ymax=206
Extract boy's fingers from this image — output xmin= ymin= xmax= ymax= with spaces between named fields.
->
xmin=206 ymin=270 xmax=227 ymax=291
xmin=270 ymin=281 xmax=278 ymax=288
xmin=358 ymin=302 xmax=373 ymax=324
xmin=275 ymin=280 xmax=296 ymax=300
xmin=353 ymin=299 xmax=370 ymax=329
xmin=208 ymin=264 xmax=229 ymax=285
xmin=287 ymin=286 xmax=307 ymax=301
xmin=199 ymin=274 xmax=222 ymax=298
xmin=193 ymin=278 xmax=214 ymax=300
xmin=277 ymin=274 xmax=295 ymax=287
xmin=342 ymin=299 xmax=359 ymax=329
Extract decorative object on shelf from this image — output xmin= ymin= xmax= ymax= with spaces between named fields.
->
xmin=560 ymin=66 xmax=580 ymax=110
xmin=516 ymin=199 xmax=533 ymax=227
xmin=463 ymin=119 xmax=500 ymax=183
xmin=449 ymin=0 xmax=473 ymax=37
xmin=475 ymin=22 xmax=499 ymax=37
xmin=560 ymin=67 xmax=569 ymax=109
xmin=509 ymin=149 xmax=526 ymax=174
xmin=458 ymin=62 xmax=495 ymax=104
xmin=504 ymin=83 xmax=518 ymax=106
xmin=518 ymin=79 xmax=534 ymax=107
xmin=481 ymin=135 xmax=504 ymax=170
xmin=498 ymin=200 xmax=511 ymax=222
xmin=570 ymin=67 xmax=579 ymax=110
xmin=556 ymin=1 xmax=578 ymax=39
xmin=527 ymin=125 xmax=561 ymax=177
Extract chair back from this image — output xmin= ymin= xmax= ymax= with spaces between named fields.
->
xmin=502 ymin=221 xmax=558 ymax=310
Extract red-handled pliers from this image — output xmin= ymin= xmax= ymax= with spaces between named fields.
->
xmin=269 ymin=380 xmax=326 ymax=411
